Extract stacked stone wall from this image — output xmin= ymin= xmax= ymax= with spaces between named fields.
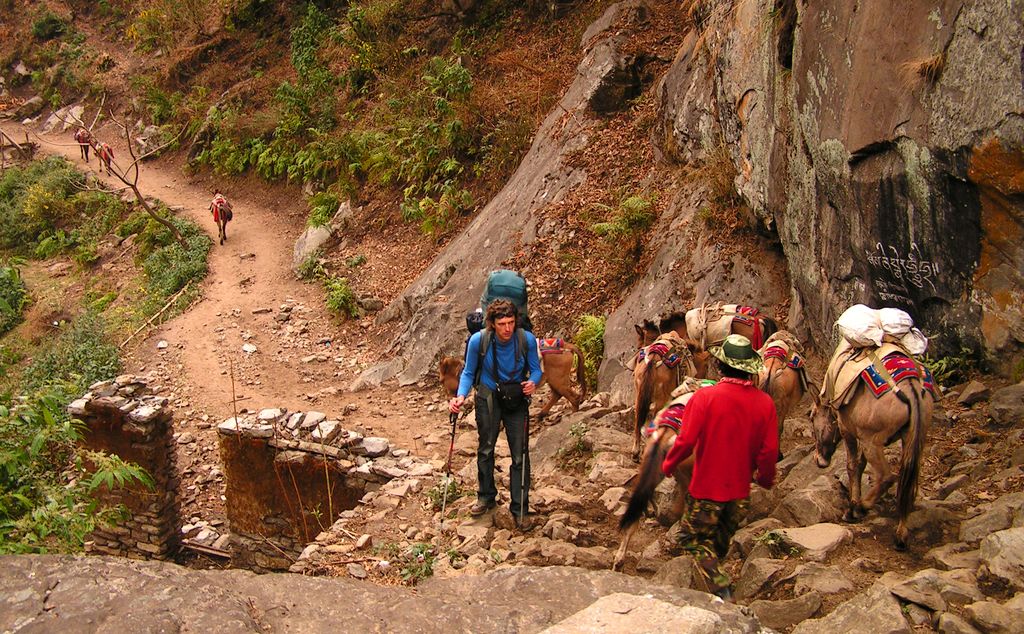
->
xmin=217 ymin=409 xmax=420 ymax=572
xmin=68 ymin=375 xmax=181 ymax=560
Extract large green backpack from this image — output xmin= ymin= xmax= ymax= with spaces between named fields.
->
xmin=481 ymin=269 xmax=532 ymax=332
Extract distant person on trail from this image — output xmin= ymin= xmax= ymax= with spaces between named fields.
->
xmin=660 ymin=334 xmax=778 ymax=601
xmin=481 ymin=269 xmax=532 ymax=332
xmin=73 ymin=128 xmax=92 ymax=163
xmin=209 ymin=190 xmax=233 ymax=245
xmin=449 ymin=299 xmax=542 ymax=529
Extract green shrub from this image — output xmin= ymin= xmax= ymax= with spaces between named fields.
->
xmin=345 ymin=254 xmax=367 ymax=268
xmin=34 ymin=231 xmax=71 ymax=259
xmin=115 ymin=211 xmax=150 ymax=239
xmin=591 ymin=195 xmax=655 ymax=242
xmin=575 ymin=315 xmax=605 ymax=393
xmin=923 ymin=349 xmax=977 ymax=387
xmin=0 ymin=157 xmax=83 ymax=253
xmin=0 ymin=389 xmax=153 ymax=554
xmin=32 ymin=11 xmax=67 ymax=40
xmin=23 ymin=312 xmax=121 ymax=396
xmin=140 ymin=216 xmax=211 ymax=309
xmin=400 ymin=542 xmax=436 ymax=584
xmin=324 ymin=275 xmax=360 ymax=318
xmin=297 ymin=251 xmax=326 ymax=281
xmin=426 ymin=476 xmax=466 ymax=512
xmin=0 ymin=261 xmax=29 ymax=337
xmin=307 ymin=191 xmax=340 ymax=227
xmin=556 ymin=421 xmax=591 ymax=472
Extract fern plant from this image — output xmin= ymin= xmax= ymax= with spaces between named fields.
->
xmin=324 ymin=276 xmax=360 ymax=318
xmin=0 ymin=389 xmax=153 ymax=554
xmin=575 ymin=315 xmax=606 ymax=393
xmin=0 ymin=260 xmax=29 ymax=337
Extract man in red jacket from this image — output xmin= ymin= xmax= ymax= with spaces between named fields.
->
xmin=661 ymin=333 xmax=778 ymax=600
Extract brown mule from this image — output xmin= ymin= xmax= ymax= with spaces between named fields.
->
xmin=757 ymin=331 xmax=810 ymax=448
xmin=613 ymin=425 xmax=693 ymax=570
xmin=94 ymin=141 xmax=114 ymax=176
xmin=439 ymin=356 xmax=463 ymax=398
xmin=535 ymin=342 xmax=586 ymax=419
xmin=632 ymin=336 xmax=708 ymax=460
xmin=811 ymin=353 xmax=933 ymax=550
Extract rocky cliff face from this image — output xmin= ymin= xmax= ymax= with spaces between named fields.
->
xmin=657 ymin=0 xmax=1023 ymax=369
xmin=374 ymin=0 xmax=1022 ymax=388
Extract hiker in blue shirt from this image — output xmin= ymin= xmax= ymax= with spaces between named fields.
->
xmin=450 ymin=299 xmax=542 ymax=528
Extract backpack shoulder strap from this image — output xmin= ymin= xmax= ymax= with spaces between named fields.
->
xmin=474 ymin=330 xmax=492 ymax=386
xmin=516 ymin=328 xmax=528 ymax=380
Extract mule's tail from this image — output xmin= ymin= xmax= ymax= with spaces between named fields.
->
xmin=635 ymin=358 xmax=657 ymax=441
xmin=619 ymin=430 xmax=670 ymax=531
xmin=896 ymin=378 xmax=926 ymax=526
xmin=572 ymin=344 xmax=587 ymax=400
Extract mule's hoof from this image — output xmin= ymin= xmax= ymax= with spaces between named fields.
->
xmin=894 ymin=538 xmax=908 ymax=551
xmin=842 ymin=509 xmax=859 ymax=523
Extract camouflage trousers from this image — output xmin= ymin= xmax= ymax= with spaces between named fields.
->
xmin=666 ymin=494 xmax=750 ymax=595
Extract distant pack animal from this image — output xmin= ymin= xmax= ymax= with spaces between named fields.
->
xmin=812 ymin=342 xmax=935 ymax=550
xmin=210 ymin=193 xmax=233 ymax=245
xmin=94 ymin=141 xmax=114 ymax=176
xmin=74 ymin=128 xmax=92 ymax=162
xmin=439 ymin=355 xmax=473 ymax=417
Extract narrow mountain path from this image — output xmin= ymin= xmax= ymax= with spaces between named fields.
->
xmin=3 ymin=122 xmax=451 ymax=519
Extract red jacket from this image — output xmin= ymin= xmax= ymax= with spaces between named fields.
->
xmin=661 ymin=378 xmax=778 ymax=502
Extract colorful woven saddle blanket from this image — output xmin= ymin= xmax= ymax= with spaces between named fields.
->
xmin=636 ymin=332 xmax=691 ymax=370
xmin=822 ymin=340 xmax=934 ymax=406
xmin=762 ymin=343 xmax=805 ymax=370
xmin=642 ymin=379 xmax=715 ymax=438
xmin=861 ymin=353 xmax=936 ymax=399
xmin=538 ymin=338 xmax=565 ymax=355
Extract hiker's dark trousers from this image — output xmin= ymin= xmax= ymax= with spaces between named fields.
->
xmin=474 ymin=388 xmax=530 ymax=517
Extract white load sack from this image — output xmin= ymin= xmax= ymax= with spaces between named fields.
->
xmin=877 ymin=307 xmax=914 ymax=336
xmin=900 ymin=328 xmax=929 ymax=355
xmin=836 ymin=304 xmax=884 ymax=347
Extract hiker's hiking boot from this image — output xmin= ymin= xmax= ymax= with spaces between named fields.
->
xmin=470 ymin=500 xmax=496 ymax=516
xmin=514 ymin=514 xmax=534 ymax=531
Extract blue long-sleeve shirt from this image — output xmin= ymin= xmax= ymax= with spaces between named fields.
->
xmin=457 ymin=329 xmax=543 ymax=397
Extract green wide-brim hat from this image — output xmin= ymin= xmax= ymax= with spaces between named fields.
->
xmin=709 ymin=334 xmax=764 ymax=375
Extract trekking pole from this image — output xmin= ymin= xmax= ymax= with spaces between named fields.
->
xmin=439 ymin=411 xmax=458 ymax=527
xmin=520 ymin=398 xmax=531 ymax=522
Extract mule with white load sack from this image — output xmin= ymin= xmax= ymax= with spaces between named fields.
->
xmin=813 ymin=304 xmax=937 ymax=550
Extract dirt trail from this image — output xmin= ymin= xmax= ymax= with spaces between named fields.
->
xmin=4 ymin=122 xmax=452 ymax=519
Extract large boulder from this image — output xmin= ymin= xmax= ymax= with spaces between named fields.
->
xmin=959 ymin=492 xmax=1024 ymax=544
xmin=791 ymin=582 xmax=911 ymax=634
xmin=979 ymin=527 xmax=1024 ymax=592
xmin=989 ymin=383 xmax=1024 ymax=426
xmin=374 ymin=13 xmax=649 ymax=385
xmin=0 ymin=556 xmax=767 ymax=633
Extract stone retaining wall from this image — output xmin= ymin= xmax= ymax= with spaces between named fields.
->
xmin=217 ymin=409 xmax=430 ymax=572
xmin=68 ymin=375 xmax=181 ymax=560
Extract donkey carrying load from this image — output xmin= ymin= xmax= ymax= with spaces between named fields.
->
xmin=812 ymin=335 xmax=936 ymax=550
